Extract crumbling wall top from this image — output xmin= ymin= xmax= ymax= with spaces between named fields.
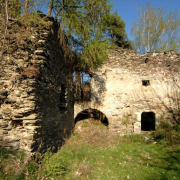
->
xmin=101 ymin=49 xmax=180 ymax=77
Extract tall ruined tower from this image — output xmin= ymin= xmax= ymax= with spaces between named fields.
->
xmin=0 ymin=12 xmax=75 ymax=155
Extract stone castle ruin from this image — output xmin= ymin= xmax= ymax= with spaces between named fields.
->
xmin=75 ymin=49 xmax=180 ymax=135
xmin=0 ymin=15 xmax=180 ymax=154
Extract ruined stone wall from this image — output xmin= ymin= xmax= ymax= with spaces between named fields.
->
xmin=0 ymin=15 xmax=74 ymax=154
xmin=75 ymin=49 xmax=180 ymax=135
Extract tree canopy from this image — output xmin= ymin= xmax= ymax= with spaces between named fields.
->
xmin=131 ymin=3 xmax=180 ymax=54
xmin=1 ymin=0 xmax=131 ymax=68
xmin=49 ymin=0 xmax=112 ymax=68
xmin=103 ymin=12 xmax=132 ymax=49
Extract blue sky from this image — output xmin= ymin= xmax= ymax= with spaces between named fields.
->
xmin=112 ymin=0 xmax=180 ymax=41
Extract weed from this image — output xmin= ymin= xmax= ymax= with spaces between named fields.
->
xmin=0 ymin=148 xmax=38 ymax=180
xmin=38 ymin=150 xmax=69 ymax=178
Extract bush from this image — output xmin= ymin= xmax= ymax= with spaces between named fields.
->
xmin=153 ymin=122 xmax=180 ymax=145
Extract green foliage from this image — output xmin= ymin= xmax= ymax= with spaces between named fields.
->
xmin=7 ymin=0 xmax=21 ymax=17
xmin=131 ymin=3 xmax=180 ymax=54
xmin=77 ymin=39 xmax=109 ymax=68
xmin=19 ymin=12 xmax=52 ymax=29
xmin=103 ymin=12 xmax=132 ymax=49
xmin=52 ymin=0 xmax=112 ymax=68
xmin=153 ymin=122 xmax=180 ymax=145
xmin=39 ymin=150 xmax=69 ymax=178
xmin=0 ymin=148 xmax=37 ymax=180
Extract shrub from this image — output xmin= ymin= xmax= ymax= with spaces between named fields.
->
xmin=153 ymin=122 xmax=180 ymax=145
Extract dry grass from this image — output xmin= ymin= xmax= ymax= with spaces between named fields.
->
xmin=72 ymin=119 xmax=118 ymax=147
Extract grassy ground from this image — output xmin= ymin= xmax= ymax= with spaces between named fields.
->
xmin=0 ymin=120 xmax=180 ymax=180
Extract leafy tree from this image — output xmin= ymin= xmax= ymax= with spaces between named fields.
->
xmin=131 ymin=3 xmax=180 ymax=54
xmin=48 ymin=0 xmax=112 ymax=68
xmin=103 ymin=12 xmax=132 ymax=49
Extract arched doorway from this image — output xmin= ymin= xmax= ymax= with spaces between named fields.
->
xmin=75 ymin=108 xmax=109 ymax=126
xmin=141 ymin=112 xmax=155 ymax=131
xmin=74 ymin=109 xmax=109 ymax=143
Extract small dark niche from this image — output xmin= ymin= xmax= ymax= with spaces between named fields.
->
xmin=142 ymin=58 xmax=148 ymax=63
xmin=12 ymin=120 xmax=23 ymax=127
xmin=59 ymin=84 xmax=67 ymax=111
xmin=142 ymin=80 xmax=150 ymax=86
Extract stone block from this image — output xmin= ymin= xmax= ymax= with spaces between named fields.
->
xmin=22 ymin=135 xmax=34 ymax=140
xmin=23 ymin=120 xmax=40 ymax=126
xmin=35 ymin=49 xmax=45 ymax=55
xmin=4 ymin=142 xmax=20 ymax=150
xmin=134 ymin=122 xmax=141 ymax=134
xmin=0 ymin=89 xmax=8 ymax=96
xmin=4 ymin=136 xmax=20 ymax=142
xmin=5 ymin=96 xmax=17 ymax=103
xmin=0 ymin=95 xmax=7 ymax=100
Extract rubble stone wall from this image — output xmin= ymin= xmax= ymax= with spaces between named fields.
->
xmin=1 ymin=14 xmax=180 ymax=153
xmin=0 ymin=16 xmax=74 ymax=154
xmin=75 ymin=49 xmax=180 ymax=135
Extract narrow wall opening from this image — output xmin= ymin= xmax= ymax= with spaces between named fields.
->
xmin=141 ymin=112 xmax=155 ymax=131
xmin=74 ymin=72 xmax=92 ymax=102
xmin=59 ymin=84 xmax=67 ymax=111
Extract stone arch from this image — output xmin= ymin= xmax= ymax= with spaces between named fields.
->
xmin=141 ymin=112 xmax=155 ymax=131
xmin=75 ymin=108 xmax=109 ymax=126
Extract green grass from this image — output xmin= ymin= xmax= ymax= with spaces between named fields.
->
xmin=1 ymin=122 xmax=180 ymax=179
xmin=37 ymin=122 xmax=180 ymax=180
xmin=41 ymin=140 xmax=180 ymax=180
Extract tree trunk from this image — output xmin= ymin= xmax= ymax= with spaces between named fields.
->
xmin=24 ymin=0 xmax=29 ymax=15
xmin=47 ymin=0 xmax=53 ymax=16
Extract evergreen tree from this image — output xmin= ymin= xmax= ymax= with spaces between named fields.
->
xmin=50 ymin=0 xmax=112 ymax=68
xmin=103 ymin=12 xmax=132 ymax=49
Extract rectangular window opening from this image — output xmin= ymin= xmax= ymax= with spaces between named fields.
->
xmin=142 ymin=80 xmax=150 ymax=86
xmin=74 ymin=72 xmax=92 ymax=102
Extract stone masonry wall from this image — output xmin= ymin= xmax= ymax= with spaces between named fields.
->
xmin=75 ymin=49 xmax=180 ymax=135
xmin=0 ymin=15 xmax=74 ymax=154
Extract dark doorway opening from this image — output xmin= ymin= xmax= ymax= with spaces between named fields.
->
xmin=141 ymin=112 xmax=155 ymax=131
xmin=75 ymin=109 xmax=109 ymax=126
